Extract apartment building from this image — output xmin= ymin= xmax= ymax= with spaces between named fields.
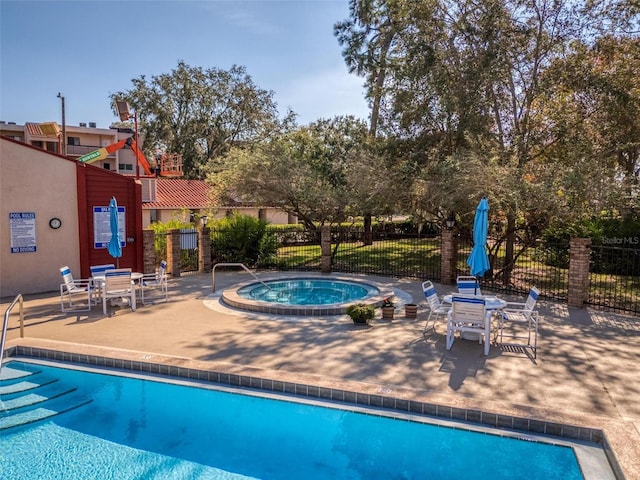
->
xmin=1 ymin=120 xmax=296 ymax=227
xmin=0 ymin=120 xmax=142 ymax=176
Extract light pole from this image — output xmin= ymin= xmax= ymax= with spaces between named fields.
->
xmin=57 ymin=93 xmax=66 ymax=156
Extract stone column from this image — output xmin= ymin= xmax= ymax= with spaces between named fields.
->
xmin=198 ymin=226 xmax=212 ymax=273
xmin=440 ymin=230 xmax=458 ymax=285
xmin=320 ymin=225 xmax=332 ymax=273
xmin=568 ymin=238 xmax=591 ymax=308
xmin=166 ymin=229 xmax=181 ymax=278
xmin=142 ymin=229 xmax=156 ymax=274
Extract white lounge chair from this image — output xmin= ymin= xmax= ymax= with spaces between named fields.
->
xmin=422 ymin=280 xmax=450 ymax=334
xmin=456 ymin=275 xmax=481 ymax=295
xmin=140 ymin=260 xmax=168 ymax=305
xmin=60 ymin=266 xmax=95 ymax=312
xmin=498 ymin=287 xmax=540 ymax=358
xmin=102 ymin=268 xmax=136 ymax=315
xmin=446 ymin=295 xmax=492 ymax=355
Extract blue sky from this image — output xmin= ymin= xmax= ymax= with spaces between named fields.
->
xmin=0 ymin=0 xmax=369 ymax=129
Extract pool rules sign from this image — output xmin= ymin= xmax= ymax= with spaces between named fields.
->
xmin=9 ymin=212 xmax=37 ymax=253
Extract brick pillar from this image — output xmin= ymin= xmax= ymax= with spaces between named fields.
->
xmin=320 ymin=226 xmax=332 ymax=273
xmin=166 ymin=229 xmax=181 ymax=278
xmin=142 ymin=229 xmax=156 ymax=274
xmin=199 ymin=226 xmax=212 ymax=273
xmin=440 ymin=230 xmax=458 ymax=285
xmin=568 ymin=238 xmax=591 ymax=308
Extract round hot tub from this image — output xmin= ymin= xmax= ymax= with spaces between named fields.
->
xmin=221 ymin=276 xmax=393 ymax=315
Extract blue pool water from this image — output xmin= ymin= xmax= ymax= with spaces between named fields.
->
xmin=1 ymin=360 xmax=584 ymax=480
xmin=237 ymin=279 xmax=378 ymax=305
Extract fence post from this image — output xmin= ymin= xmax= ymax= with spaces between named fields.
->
xmin=440 ymin=230 xmax=457 ymax=285
xmin=321 ymin=225 xmax=332 ymax=273
xmin=166 ymin=229 xmax=182 ymax=278
xmin=199 ymin=226 xmax=212 ymax=273
xmin=568 ymin=237 xmax=591 ymax=308
xmin=142 ymin=229 xmax=156 ymax=274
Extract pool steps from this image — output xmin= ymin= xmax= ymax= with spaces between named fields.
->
xmin=0 ymin=365 xmax=91 ymax=431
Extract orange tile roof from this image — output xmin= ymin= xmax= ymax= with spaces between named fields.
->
xmin=144 ymin=178 xmax=211 ymax=209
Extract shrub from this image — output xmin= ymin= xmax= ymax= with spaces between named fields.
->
xmin=210 ymin=214 xmax=278 ymax=268
xmin=345 ymin=304 xmax=375 ymax=324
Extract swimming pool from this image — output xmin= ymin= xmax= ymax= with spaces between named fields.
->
xmin=1 ymin=359 xmax=594 ymax=479
xmin=222 ymin=276 xmax=393 ymax=315
xmin=239 ymin=279 xmax=377 ymax=305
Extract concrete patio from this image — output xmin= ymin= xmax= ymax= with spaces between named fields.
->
xmin=2 ymin=271 xmax=639 ymax=479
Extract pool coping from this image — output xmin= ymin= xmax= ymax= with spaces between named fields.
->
xmin=3 ymin=338 xmax=625 ymax=480
xmin=221 ymin=274 xmax=395 ymax=315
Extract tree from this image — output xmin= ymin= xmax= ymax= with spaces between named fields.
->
xmin=207 ymin=116 xmax=396 ymax=231
xmin=110 ymin=61 xmax=286 ymax=178
xmin=335 ymin=0 xmax=638 ymax=284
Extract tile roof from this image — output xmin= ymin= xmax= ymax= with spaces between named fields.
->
xmin=144 ymin=178 xmax=211 ymax=209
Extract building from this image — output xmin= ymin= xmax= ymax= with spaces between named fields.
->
xmin=142 ymin=178 xmax=295 ymax=227
xmin=1 ymin=137 xmax=144 ymax=297
xmin=1 ymin=120 xmax=297 ymax=228
xmin=0 ymin=120 xmax=144 ymax=176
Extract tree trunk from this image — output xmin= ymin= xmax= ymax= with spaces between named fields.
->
xmin=362 ymin=214 xmax=373 ymax=246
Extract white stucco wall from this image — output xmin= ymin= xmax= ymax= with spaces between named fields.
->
xmin=0 ymin=139 xmax=81 ymax=297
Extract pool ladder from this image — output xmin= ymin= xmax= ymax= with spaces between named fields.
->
xmin=212 ymin=263 xmax=271 ymax=293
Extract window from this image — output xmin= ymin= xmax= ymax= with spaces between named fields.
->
xmin=103 ymin=163 xmax=110 ymax=170
xmin=67 ymin=137 xmax=80 ymax=146
xmin=118 ymin=163 xmax=134 ymax=171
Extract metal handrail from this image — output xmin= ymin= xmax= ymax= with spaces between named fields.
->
xmin=1 ymin=294 xmax=24 ymax=373
xmin=212 ymin=263 xmax=271 ymax=292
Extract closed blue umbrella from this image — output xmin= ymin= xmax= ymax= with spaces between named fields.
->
xmin=466 ymin=197 xmax=491 ymax=278
xmin=107 ymin=197 xmax=122 ymax=268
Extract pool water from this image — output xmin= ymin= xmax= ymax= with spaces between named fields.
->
xmin=1 ymin=360 xmax=585 ymax=480
xmin=237 ymin=279 xmax=378 ymax=305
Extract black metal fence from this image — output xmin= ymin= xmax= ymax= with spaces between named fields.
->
xmin=151 ymin=225 xmax=639 ymax=314
xmin=456 ymin=237 xmax=569 ymax=301
xmin=153 ymin=231 xmax=198 ymax=273
xmin=588 ymin=243 xmax=640 ymax=314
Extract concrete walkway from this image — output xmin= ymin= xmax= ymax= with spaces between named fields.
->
xmin=2 ymin=271 xmax=639 ymax=479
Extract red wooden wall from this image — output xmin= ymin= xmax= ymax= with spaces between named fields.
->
xmin=76 ymin=162 xmax=143 ymax=277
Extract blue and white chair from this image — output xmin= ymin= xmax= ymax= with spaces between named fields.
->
xmin=422 ymin=280 xmax=450 ymax=334
xmin=60 ymin=266 xmax=95 ymax=312
xmin=90 ymin=264 xmax=115 ymax=300
xmin=498 ymin=287 xmax=540 ymax=358
xmin=102 ymin=268 xmax=136 ymax=315
xmin=90 ymin=264 xmax=116 ymax=277
xmin=446 ymin=295 xmax=492 ymax=355
xmin=456 ymin=275 xmax=481 ymax=295
xmin=140 ymin=260 xmax=168 ymax=305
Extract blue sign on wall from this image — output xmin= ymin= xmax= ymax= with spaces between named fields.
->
xmin=9 ymin=212 xmax=37 ymax=253
xmin=93 ymin=206 xmax=126 ymax=249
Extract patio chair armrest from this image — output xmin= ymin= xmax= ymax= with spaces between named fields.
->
xmin=503 ymin=301 xmax=526 ymax=308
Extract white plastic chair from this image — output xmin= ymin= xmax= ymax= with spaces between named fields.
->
xmin=102 ymin=268 xmax=136 ymax=315
xmin=456 ymin=275 xmax=481 ymax=295
xmin=422 ymin=280 xmax=450 ymax=334
xmin=446 ymin=295 xmax=492 ymax=355
xmin=498 ymin=287 xmax=540 ymax=358
xmin=89 ymin=264 xmax=115 ymax=300
xmin=60 ymin=266 xmax=95 ymax=312
xmin=140 ymin=260 xmax=168 ymax=305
